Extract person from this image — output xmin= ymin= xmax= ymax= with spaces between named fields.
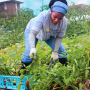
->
xmin=21 ymin=0 xmax=68 ymax=68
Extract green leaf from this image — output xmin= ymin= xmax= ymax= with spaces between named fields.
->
xmin=63 ymin=78 xmax=70 ymax=85
xmin=59 ymin=70 xmax=64 ymax=77
xmin=71 ymin=85 xmax=78 ymax=90
xmin=59 ymin=54 xmax=65 ymax=57
xmin=20 ymin=69 xmax=25 ymax=74
xmin=20 ymin=75 xmax=25 ymax=80
xmin=74 ymin=59 xmax=78 ymax=65
xmin=85 ymin=69 xmax=89 ymax=79
xmin=17 ymin=82 xmax=21 ymax=90
xmin=73 ymin=64 xmax=75 ymax=72
xmin=79 ymin=83 xmax=83 ymax=89
xmin=74 ymin=70 xmax=79 ymax=77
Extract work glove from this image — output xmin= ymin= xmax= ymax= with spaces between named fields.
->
xmin=50 ymin=51 xmax=58 ymax=62
xmin=29 ymin=48 xmax=37 ymax=60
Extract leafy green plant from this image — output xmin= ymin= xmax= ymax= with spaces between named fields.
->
xmin=0 ymin=34 xmax=90 ymax=89
xmin=0 ymin=5 xmax=90 ymax=90
xmin=19 ymin=34 xmax=90 ymax=90
xmin=0 ymin=8 xmax=34 ymax=49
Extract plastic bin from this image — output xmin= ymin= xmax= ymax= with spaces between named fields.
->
xmin=0 ymin=75 xmax=33 ymax=90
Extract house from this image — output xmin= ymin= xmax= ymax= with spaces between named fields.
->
xmin=0 ymin=0 xmax=23 ymax=17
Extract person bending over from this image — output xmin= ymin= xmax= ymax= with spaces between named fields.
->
xmin=21 ymin=0 xmax=68 ymax=67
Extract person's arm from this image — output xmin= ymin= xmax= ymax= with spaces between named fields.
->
xmin=54 ymin=17 xmax=67 ymax=52
xmin=50 ymin=35 xmax=63 ymax=61
xmin=28 ymin=11 xmax=47 ymax=60
xmin=54 ymin=37 xmax=62 ymax=52
xmin=28 ymin=29 xmax=38 ymax=59
xmin=28 ymin=29 xmax=38 ymax=49
xmin=51 ymin=17 xmax=67 ymax=61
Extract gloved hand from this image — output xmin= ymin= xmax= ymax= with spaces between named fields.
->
xmin=29 ymin=48 xmax=37 ymax=60
xmin=50 ymin=51 xmax=58 ymax=62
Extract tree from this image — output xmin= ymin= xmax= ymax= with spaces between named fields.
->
xmin=39 ymin=5 xmax=49 ymax=12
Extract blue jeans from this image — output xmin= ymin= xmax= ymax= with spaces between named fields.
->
xmin=22 ymin=29 xmax=67 ymax=64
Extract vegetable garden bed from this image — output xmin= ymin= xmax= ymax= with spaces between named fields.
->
xmin=0 ymin=34 xmax=90 ymax=90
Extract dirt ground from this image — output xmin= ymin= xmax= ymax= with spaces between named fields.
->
xmin=49 ymin=79 xmax=90 ymax=90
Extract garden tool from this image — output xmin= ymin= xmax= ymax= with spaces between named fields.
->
xmin=48 ymin=58 xmax=58 ymax=67
xmin=49 ymin=51 xmax=59 ymax=67
xmin=48 ymin=59 xmax=54 ymax=67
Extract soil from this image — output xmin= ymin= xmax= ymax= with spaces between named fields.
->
xmin=49 ymin=79 xmax=90 ymax=90
xmin=82 ymin=79 xmax=90 ymax=90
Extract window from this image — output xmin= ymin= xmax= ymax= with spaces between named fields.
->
xmin=15 ymin=3 xmax=17 ymax=9
xmin=0 ymin=5 xmax=1 ymax=12
xmin=15 ymin=3 xmax=18 ymax=16
xmin=4 ymin=3 xmax=7 ymax=10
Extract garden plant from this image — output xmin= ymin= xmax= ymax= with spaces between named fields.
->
xmin=0 ymin=4 xmax=90 ymax=90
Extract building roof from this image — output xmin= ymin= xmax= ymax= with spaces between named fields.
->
xmin=0 ymin=0 xmax=23 ymax=3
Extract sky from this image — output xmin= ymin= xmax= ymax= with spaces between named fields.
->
xmin=19 ymin=0 xmax=90 ymax=15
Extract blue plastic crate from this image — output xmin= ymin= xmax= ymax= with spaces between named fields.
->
xmin=0 ymin=75 xmax=33 ymax=90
